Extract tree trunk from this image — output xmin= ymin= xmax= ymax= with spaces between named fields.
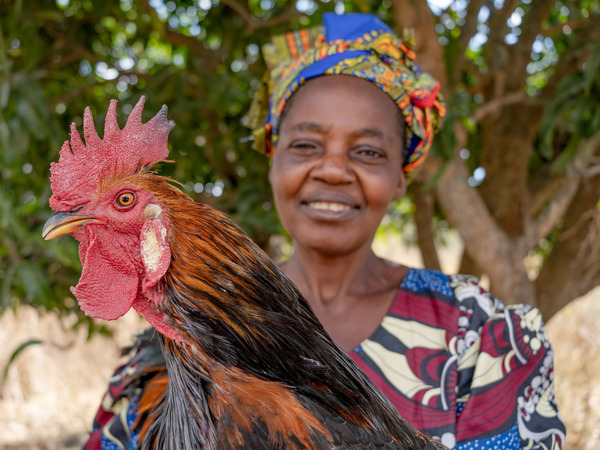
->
xmin=388 ymin=1 xmax=599 ymax=313
xmin=411 ymin=183 xmax=441 ymax=271
xmin=390 ymin=0 xmax=447 ymax=88
xmin=433 ymin=149 xmax=533 ymax=304
xmin=479 ymin=103 xmax=541 ymax=236
xmin=536 ymin=174 xmax=600 ymax=320
xmin=458 ymin=251 xmax=483 ymax=279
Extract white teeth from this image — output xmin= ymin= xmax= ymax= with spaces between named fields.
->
xmin=308 ymin=202 xmax=350 ymax=212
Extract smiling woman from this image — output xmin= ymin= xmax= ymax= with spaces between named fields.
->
xmin=243 ymin=12 xmax=565 ymax=450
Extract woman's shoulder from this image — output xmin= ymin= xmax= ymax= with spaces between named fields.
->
xmin=402 ymin=267 xmax=456 ymax=297
xmin=399 ymin=268 xmax=546 ymax=331
xmin=402 ymin=268 xmax=506 ymax=314
xmin=399 ymin=268 xmax=547 ymax=339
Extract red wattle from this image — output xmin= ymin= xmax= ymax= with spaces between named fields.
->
xmin=72 ymin=231 xmax=138 ymax=320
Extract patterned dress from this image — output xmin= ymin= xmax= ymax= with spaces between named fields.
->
xmin=85 ymin=268 xmax=565 ymax=449
xmin=350 ymin=269 xmax=565 ymax=449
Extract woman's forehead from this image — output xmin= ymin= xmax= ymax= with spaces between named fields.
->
xmin=280 ymin=75 xmax=403 ymax=136
xmin=293 ymin=75 xmax=392 ymax=102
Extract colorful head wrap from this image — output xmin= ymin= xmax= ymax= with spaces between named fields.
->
xmin=248 ymin=13 xmax=446 ymax=181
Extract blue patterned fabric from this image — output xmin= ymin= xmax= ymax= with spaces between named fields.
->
xmin=98 ymin=396 xmax=140 ymax=449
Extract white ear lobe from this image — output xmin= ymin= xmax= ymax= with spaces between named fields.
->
xmin=140 ymin=214 xmax=171 ymax=292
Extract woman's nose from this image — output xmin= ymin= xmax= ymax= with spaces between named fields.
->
xmin=311 ymin=150 xmax=355 ymax=184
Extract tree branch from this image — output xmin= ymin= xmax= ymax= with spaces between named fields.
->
xmin=38 ymin=18 xmax=103 ymax=69
xmin=539 ymin=13 xmax=600 ymax=103
xmin=506 ymin=0 xmax=555 ymax=90
xmin=221 ymin=0 xmax=252 ymax=24
xmin=434 ymin=123 xmax=507 ymax=264
xmin=432 ymin=120 xmax=538 ymax=305
xmin=391 ymin=0 xmax=447 ymax=87
xmin=535 ymin=172 xmax=600 ymax=319
xmin=470 ymin=90 xmax=527 ymax=123
xmin=411 ymin=182 xmax=441 ymax=270
xmin=529 ymin=172 xmax=580 ymax=244
xmin=485 ymin=0 xmax=518 ymax=74
xmin=451 ymin=0 xmax=486 ymax=86
xmin=541 ymin=18 xmax=589 ymax=37
xmin=530 ymin=134 xmax=600 ymax=244
xmin=463 ymin=59 xmax=489 ymax=91
xmin=529 ymin=173 xmax=567 ymax=216
xmin=141 ymin=2 xmax=222 ymax=69
xmin=221 ymin=0 xmax=303 ymax=32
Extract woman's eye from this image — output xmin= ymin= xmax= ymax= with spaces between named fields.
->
xmin=287 ymin=140 xmax=320 ymax=157
xmin=291 ymin=141 xmax=316 ymax=150
xmin=356 ymin=148 xmax=384 ymax=160
xmin=116 ymin=191 xmax=136 ymax=207
xmin=362 ymin=150 xmax=380 ymax=157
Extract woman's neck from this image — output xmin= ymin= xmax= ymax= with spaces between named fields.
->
xmin=281 ymin=244 xmax=404 ymax=308
xmin=281 ymin=244 xmax=409 ymax=353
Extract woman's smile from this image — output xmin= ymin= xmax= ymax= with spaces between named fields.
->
xmin=300 ymin=191 xmax=361 ymax=220
xmin=307 ymin=201 xmax=351 ymax=212
xmin=301 ymin=200 xmax=358 ymax=220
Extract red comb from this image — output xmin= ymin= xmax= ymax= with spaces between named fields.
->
xmin=49 ymin=96 xmax=175 ymax=211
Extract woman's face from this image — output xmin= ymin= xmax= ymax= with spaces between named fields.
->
xmin=269 ymin=75 xmax=406 ymax=256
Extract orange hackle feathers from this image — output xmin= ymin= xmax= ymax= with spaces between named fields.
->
xmin=49 ymin=96 xmax=175 ymax=212
xmin=208 ymin=366 xmax=330 ymax=449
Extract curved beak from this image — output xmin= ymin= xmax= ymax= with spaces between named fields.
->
xmin=42 ymin=212 xmax=102 ymax=240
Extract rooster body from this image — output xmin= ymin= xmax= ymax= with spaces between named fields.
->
xmin=43 ymin=98 xmax=445 ymax=449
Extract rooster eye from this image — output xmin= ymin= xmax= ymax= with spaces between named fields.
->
xmin=116 ymin=191 xmax=136 ymax=208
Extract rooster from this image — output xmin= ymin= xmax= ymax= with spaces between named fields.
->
xmin=42 ymin=97 xmax=445 ymax=450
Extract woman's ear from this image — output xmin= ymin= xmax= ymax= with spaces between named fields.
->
xmin=394 ymin=172 xmax=407 ymax=200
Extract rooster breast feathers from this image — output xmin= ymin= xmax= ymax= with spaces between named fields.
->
xmin=43 ymin=97 xmax=446 ymax=449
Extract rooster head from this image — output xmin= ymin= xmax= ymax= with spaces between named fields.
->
xmin=43 ymin=97 xmax=176 ymax=326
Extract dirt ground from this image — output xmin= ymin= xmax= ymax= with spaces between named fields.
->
xmin=0 ymin=309 xmax=146 ymax=449
xmin=0 ymin=238 xmax=598 ymax=448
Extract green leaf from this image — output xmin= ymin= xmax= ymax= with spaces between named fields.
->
xmin=583 ymin=46 xmax=600 ymax=92
xmin=2 ymin=339 xmax=43 ymax=382
xmin=551 ymin=138 xmax=580 ymax=173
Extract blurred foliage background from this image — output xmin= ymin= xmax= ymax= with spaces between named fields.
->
xmin=1 ymin=0 xmax=599 ymax=331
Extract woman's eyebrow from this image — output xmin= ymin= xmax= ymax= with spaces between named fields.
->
xmin=289 ymin=123 xmax=385 ymax=139
xmin=290 ymin=122 xmax=330 ymax=133
xmin=352 ymin=127 xmax=385 ymax=139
